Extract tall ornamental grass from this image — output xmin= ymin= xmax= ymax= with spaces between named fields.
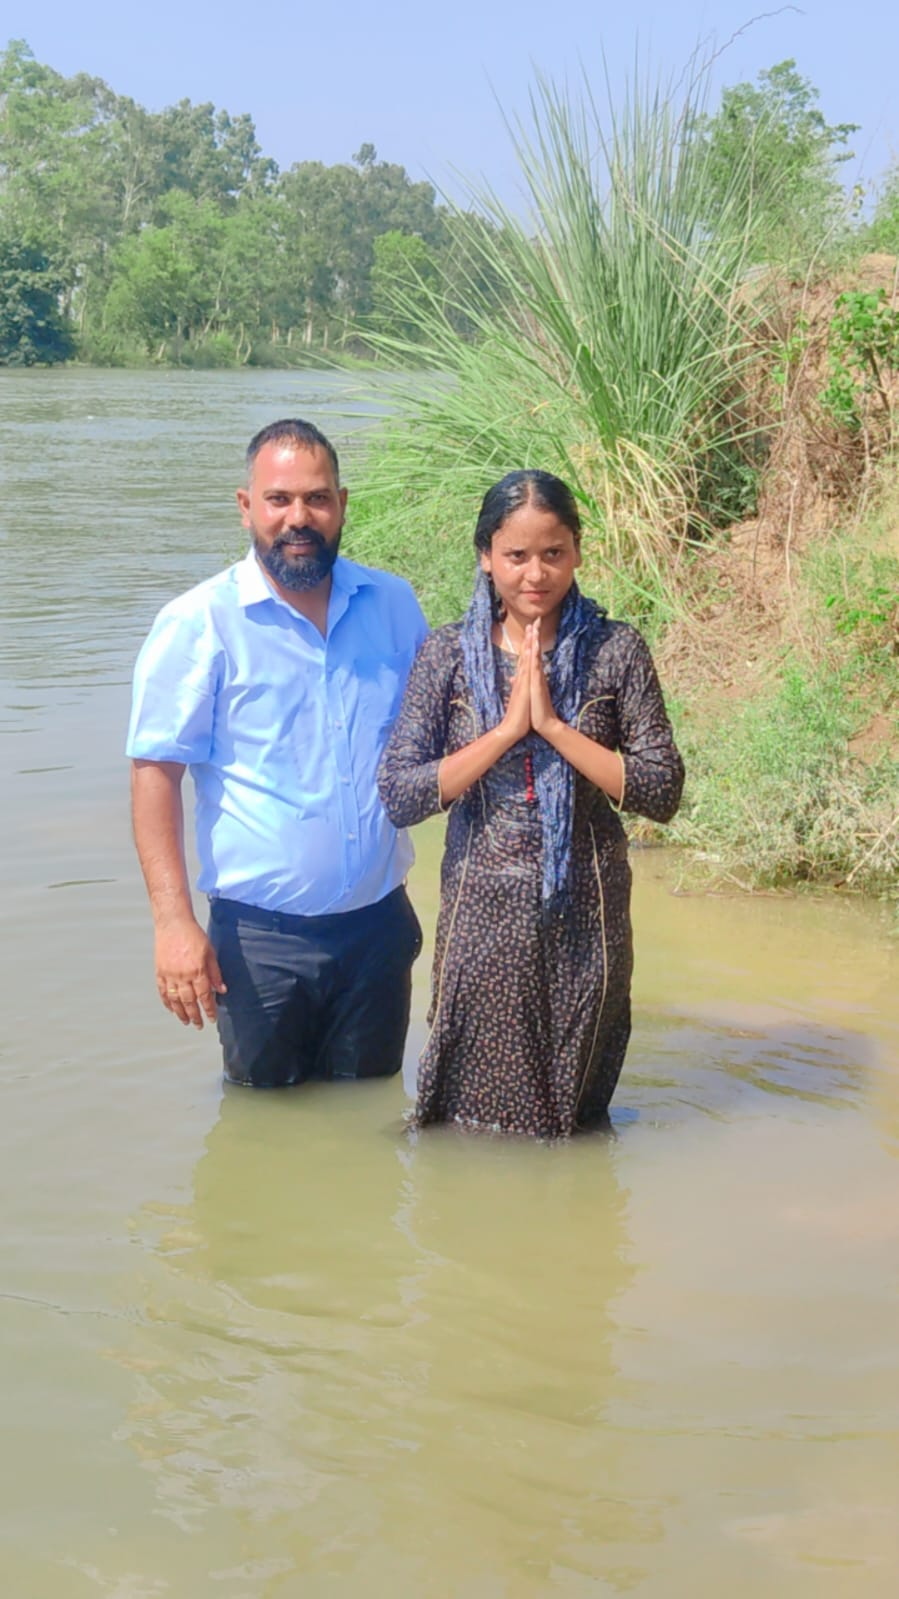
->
xmin=349 ymin=66 xmax=765 ymax=624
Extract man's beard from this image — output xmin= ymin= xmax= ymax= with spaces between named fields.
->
xmin=255 ymin=525 xmax=341 ymax=592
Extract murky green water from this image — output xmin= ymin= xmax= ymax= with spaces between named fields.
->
xmin=2 ymin=370 xmax=898 ymax=1597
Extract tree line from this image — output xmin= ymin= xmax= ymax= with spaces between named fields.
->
xmin=0 ymin=39 xmax=507 ymax=366
xmin=1 ymin=40 xmax=897 ymax=368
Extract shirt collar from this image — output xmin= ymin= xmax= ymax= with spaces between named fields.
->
xmin=236 ymin=549 xmax=374 ymax=611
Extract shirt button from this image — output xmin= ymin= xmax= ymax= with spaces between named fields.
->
xmin=333 ymin=720 xmax=343 ymax=729
xmin=341 ymin=777 xmax=350 ymax=785
xmin=348 ymin=832 xmax=357 ymax=841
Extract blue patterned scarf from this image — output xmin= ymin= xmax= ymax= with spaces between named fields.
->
xmin=460 ymin=568 xmax=608 ymax=913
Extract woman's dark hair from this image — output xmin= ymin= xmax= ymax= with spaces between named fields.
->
xmin=473 ymin=469 xmax=581 ymax=554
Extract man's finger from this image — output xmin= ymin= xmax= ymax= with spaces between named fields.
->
xmin=159 ymin=983 xmax=179 ymax=1014
xmin=207 ymin=955 xmax=227 ymax=996
xmin=158 ymin=979 xmax=201 ymax=1027
xmin=196 ymin=987 xmax=218 ymax=1022
xmin=173 ymin=988 xmax=205 ymax=1029
xmin=168 ymin=996 xmax=192 ymax=1027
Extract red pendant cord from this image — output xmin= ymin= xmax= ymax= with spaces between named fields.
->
xmin=524 ymin=752 xmax=536 ymax=804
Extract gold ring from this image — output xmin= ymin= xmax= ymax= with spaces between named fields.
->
xmin=167 ymin=988 xmax=179 ymax=995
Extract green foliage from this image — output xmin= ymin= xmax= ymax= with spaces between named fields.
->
xmin=819 ymin=289 xmax=899 ymax=433
xmin=770 ymin=313 xmax=810 ymax=412
xmin=179 ymin=331 xmax=240 ymax=368
xmin=696 ymin=59 xmax=857 ymax=266
xmin=0 ymin=40 xmax=463 ymax=364
xmin=352 ymin=63 xmax=766 ymax=618
xmin=672 ymin=660 xmax=898 ymax=891
xmin=825 ymin=581 xmax=898 ymax=636
xmin=370 ymin=230 xmax=439 ymax=344
xmin=867 ymin=164 xmax=899 ymax=254
xmin=0 ymin=231 xmax=75 ymax=364
xmin=814 ymin=541 xmax=899 ymax=653
xmin=102 ymin=192 xmax=226 ymax=352
xmin=674 ymin=514 xmax=899 ymax=895
xmin=0 ymin=38 xmax=886 ymax=376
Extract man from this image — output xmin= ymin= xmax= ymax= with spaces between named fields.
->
xmin=127 ymin=418 xmax=429 ymax=1087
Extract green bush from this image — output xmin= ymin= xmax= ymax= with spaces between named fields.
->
xmin=672 ymin=526 xmax=899 ymax=895
xmin=820 ymin=289 xmax=899 ymax=434
xmin=178 ymin=331 xmax=240 ymax=368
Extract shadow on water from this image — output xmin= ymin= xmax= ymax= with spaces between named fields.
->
xmin=620 ymin=1008 xmax=879 ymax=1123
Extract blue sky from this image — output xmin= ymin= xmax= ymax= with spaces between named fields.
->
xmin=4 ymin=0 xmax=898 ymax=204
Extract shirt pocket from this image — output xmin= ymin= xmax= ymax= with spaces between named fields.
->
xmin=352 ymin=650 xmax=410 ymax=735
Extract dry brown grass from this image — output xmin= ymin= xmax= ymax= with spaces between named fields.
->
xmin=654 ymin=257 xmax=899 ymax=712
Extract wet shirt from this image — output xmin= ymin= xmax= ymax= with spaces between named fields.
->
xmin=127 ymin=551 xmax=429 ymax=915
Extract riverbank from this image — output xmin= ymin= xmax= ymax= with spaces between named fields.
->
xmin=661 ymin=467 xmax=899 ymax=898
xmin=342 ymin=90 xmax=899 ymax=909
xmin=348 ymin=309 xmax=899 ymax=906
xmin=352 ymin=448 xmax=898 ymax=903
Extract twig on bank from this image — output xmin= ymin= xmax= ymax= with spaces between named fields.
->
xmin=836 ymin=807 xmax=899 ymax=887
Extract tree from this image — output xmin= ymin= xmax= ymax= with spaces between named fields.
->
xmin=102 ymin=192 xmax=226 ymax=354
xmin=0 ymin=231 xmax=75 ymax=364
xmin=370 ymin=230 xmax=439 ymax=342
xmin=0 ymin=42 xmax=477 ymax=361
xmin=0 ymin=40 xmax=111 ymax=293
xmin=152 ymin=99 xmax=276 ymax=212
xmin=698 ymin=60 xmax=857 ymax=260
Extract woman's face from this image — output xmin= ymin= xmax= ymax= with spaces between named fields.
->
xmin=479 ymin=500 xmax=581 ymax=630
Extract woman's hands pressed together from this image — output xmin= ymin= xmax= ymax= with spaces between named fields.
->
xmin=499 ymin=618 xmax=626 ymax=806
xmin=499 ymin=623 xmax=536 ymax=743
xmin=435 ymin=616 xmax=624 ymax=808
xmin=499 ymin=619 xmax=560 ymax=741
xmin=525 ymin=620 xmax=561 ymax=738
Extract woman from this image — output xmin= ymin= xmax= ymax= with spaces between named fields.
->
xmin=378 ymin=470 xmax=684 ymax=1138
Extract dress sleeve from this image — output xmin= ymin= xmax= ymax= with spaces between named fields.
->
xmin=613 ymin=628 xmax=685 ymax=823
xmin=378 ymin=631 xmax=454 ymax=827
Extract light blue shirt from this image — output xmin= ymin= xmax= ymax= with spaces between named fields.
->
xmin=127 ymin=550 xmax=429 ymax=915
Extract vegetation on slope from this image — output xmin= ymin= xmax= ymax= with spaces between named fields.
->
xmin=349 ymin=59 xmax=899 ymax=899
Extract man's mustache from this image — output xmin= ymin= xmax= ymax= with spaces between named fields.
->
xmin=275 ymin=526 xmax=328 ymax=551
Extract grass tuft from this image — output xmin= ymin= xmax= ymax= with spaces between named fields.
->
xmin=351 ymin=62 xmax=768 ymax=625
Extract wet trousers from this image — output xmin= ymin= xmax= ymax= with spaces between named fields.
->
xmin=207 ymin=886 xmax=422 ymax=1088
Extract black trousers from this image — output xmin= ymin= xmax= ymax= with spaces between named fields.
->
xmin=208 ymin=886 xmax=422 ymax=1088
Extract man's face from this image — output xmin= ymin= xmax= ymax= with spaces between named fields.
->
xmin=237 ymin=442 xmax=348 ymax=594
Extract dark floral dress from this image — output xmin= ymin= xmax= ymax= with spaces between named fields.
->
xmin=378 ymin=619 xmax=684 ymax=1138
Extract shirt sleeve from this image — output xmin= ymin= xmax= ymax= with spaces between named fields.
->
xmin=392 ymin=580 xmax=430 ymax=663
xmin=126 ymin=601 xmax=220 ymax=764
xmin=613 ymin=628 xmax=685 ymax=823
xmin=378 ymin=631 xmax=453 ymax=827
xmin=407 ymin=589 xmax=431 ymax=653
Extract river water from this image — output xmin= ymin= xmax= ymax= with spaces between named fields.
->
xmin=1 ymin=369 xmax=898 ymax=1598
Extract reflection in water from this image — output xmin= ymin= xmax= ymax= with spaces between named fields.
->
xmin=103 ymin=1023 xmax=899 ymax=1599
xmin=117 ymin=1090 xmax=640 ymax=1595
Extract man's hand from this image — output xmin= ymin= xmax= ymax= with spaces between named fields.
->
xmin=155 ymin=916 xmax=227 ymax=1029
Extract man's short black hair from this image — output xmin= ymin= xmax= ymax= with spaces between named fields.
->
xmin=246 ymin=419 xmax=340 ymax=484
